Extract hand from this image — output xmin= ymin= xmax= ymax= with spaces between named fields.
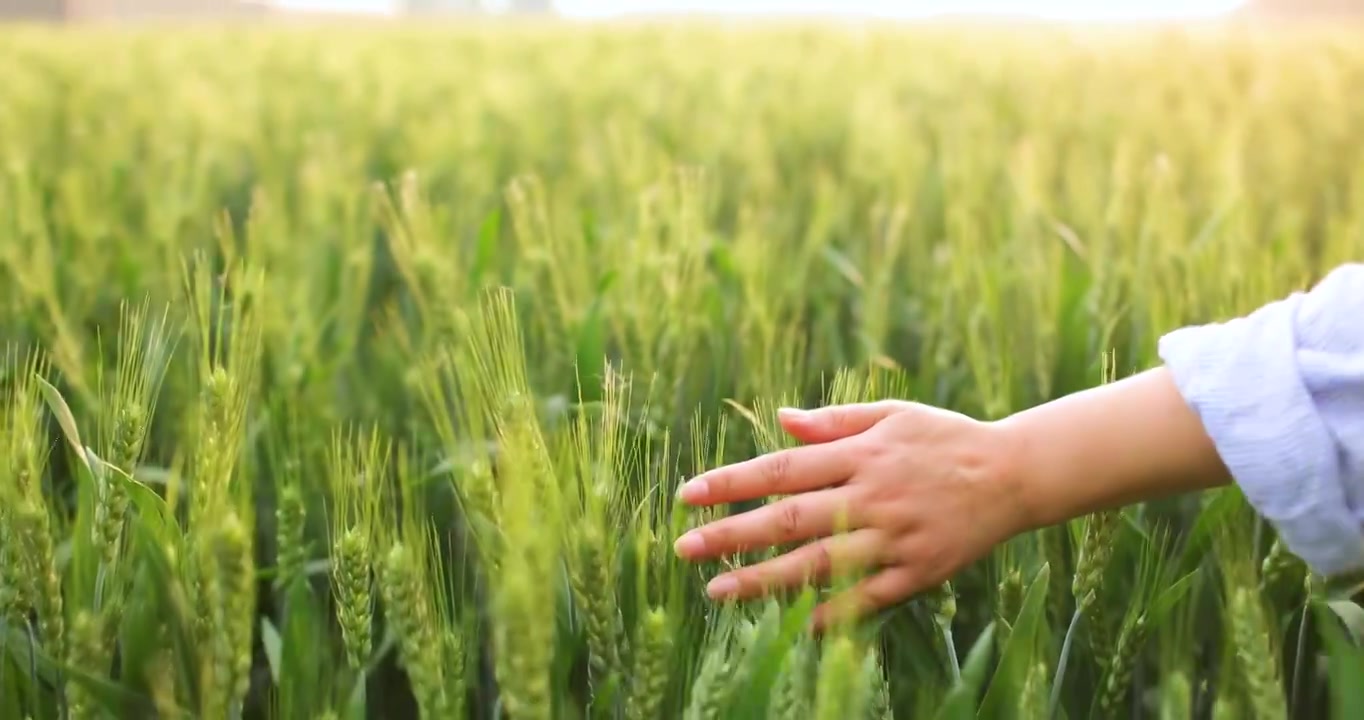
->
xmin=672 ymin=400 xmax=1029 ymax=628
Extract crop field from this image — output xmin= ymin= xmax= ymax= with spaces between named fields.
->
xmin=1 ymin=18 xmax=1364 ymax=720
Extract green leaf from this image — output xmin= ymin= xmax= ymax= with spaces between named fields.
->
xmin=978 ymin=562 xmax=1051 ymax=720
xmin=729 ymin=597 xmax=812 ymax=718
xmin=261 ymin=617 xmax=283 ymax=684
xmin=0 ymin=649 xmax=26 ymax=720
xmin=1322 ymin=568 xmax=1364 ymax=601
xmin=933 ymin=622 xmax=996 ymax=720
xmin=347 ymin=679 xmax=367 ymax=720
xmin=64 ymin=467 xmax=101 ymax=609
xmin=1325 ymin=600 xmax=1364 ymax=646
xmin=707 ymin=243 xmax=739 ymax=283
xmin=303 ymin=558 xmax=332 ymax=577
xmin=958 ymin=622 xmax=997 ymax=686
xmin=0 ymin=620 xmax=39 ymax=717
xmin=118 ymin=559 xmax=170 ymax=702
xmin=1148 ymin=568 xmax=1199 ymax=627
xmin=1176 ymin=487 xmax=1245 ymax=574
xmin=278 ymin=580 xmax=329 ymax=719
xmin=820 ymin=246 xmax=864 ymax=287
xmin=34 ymin=373 xmax=90 ymax=474
xmin=591 ymin=674 xmax=624 ymax=720
xmin=1313 ymin=600 xmax=1364 ymax=718
xmin=129 ymin=528 xmax=200 ymax=703
xmin=2 ymin=621 xmax=152 ymax=716
xmin=473 ymin=206 xmax=502 ymax=282
xmin=61 ymin=654 xmax=158 ymax=717
xmin=104 ymin=463 xmax=181 ymax=553
xmin=877 ymin=599 xmax=947 ymax=683
xmin=128 ymin=465 xmax=173 ymax=486
xmin=360 ymin=627 xmax=397 ymax=678
xmin=572 ymin=271 xmax=616 ymax=404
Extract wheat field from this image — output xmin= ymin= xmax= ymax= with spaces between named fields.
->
xmin=1 ymin=18 xmax=1363 ymax=720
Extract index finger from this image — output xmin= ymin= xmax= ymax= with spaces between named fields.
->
xmin=676 ymin=441 xmax=855 ymax=506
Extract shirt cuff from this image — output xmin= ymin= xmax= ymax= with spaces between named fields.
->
xmin=1158 ymin=295 xmax=1364 ymax=578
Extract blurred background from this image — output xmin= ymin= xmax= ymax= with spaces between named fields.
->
xmin=4 ymin=1 xmax=1364 ymax=719
xmin=1 ymin=0 xmax=1363 ymax=22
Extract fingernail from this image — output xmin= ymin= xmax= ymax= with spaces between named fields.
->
xmin=674 ymin=531 xmax=705 ymax=557
xmin=677 ymin=478 xmax=707 ymax=503
xmin=707 ymin=575 xmax=738 ymax=598
xmin=778 ymin=407 xmax=807 ymax=419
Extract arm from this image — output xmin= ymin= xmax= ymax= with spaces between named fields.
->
xmin=996 ymin=366 xmax=1233 ymax=527
xmin=1003 ymin=263 xmax=1364 ymax=577
xmin=675 ymin=263 xmax=1364 ymax=622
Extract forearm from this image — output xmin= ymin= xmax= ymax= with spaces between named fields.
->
xmin=998 ymin=263 xmax=1364 ymax=577
xmin=997 ymin=366 xmax=1232 ymax=531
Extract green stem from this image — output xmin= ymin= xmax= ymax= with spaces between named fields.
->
xmin=94 ymin=562 xmax=108 ymax=613
xmin=1290 ymin=602 xmax=1309 ymax=714
xmin=940 ymin=623 xmax=961 ymax=685
xmin=1049 ymin=609 xmax=1083 ymax=719
xmin=25 ymin=620 xmax=42 ymax=720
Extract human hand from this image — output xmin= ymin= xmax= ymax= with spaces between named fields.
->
xmin=672 ymin=400 xmax=1030 ymax=628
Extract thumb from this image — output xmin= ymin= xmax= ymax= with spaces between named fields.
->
xmin=778 ymin=400 xmax=914 ymax=444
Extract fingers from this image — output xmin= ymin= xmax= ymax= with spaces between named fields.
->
xmin=677 ymin=441 xmax=855 ymax=506
xmin=674 ymin=488 xmax=862 ymax=561
xmin=811 ymin=566 xmax=921 ymax=631
xmin=778 ymin=400 xmax=914 ymax=444
xmin=702 ymin=528 xmax=886 ymax=601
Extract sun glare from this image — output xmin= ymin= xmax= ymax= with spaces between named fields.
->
xmin=552 ymin=0 xmax=1249 ymax=20
xmin=278 ymin=0 xmax=1249 ymax=20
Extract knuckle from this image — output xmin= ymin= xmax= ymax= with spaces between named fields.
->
xmin=824 ymin=406 xmax=851 ymax=432
xmin=854 ymin=435 xmax=889 ymax=463
xmin=853 ymin=479 xmax=897 ymax=519
xmin=763 ymin=452 xmax=792 ymax=487
xmin=884 ymin=535 xmax=919 ymax=565
xmin=872 ymin=399 xmax=912 ymax=417
xmin=868 ymin=399 xmax=897 ymax=414
xmin=776 ymin=500 xmax=803 ymax=538
xmin=827 ymin=492 xmax=859 ymax=530
xmin=899 ymin=537 xmax=950 ymax=579
xmin=809 ymin=540 xmax=834 ymax=576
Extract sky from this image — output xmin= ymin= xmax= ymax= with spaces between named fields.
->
xmin=278 ymin=0 xmax=1248 ymax=20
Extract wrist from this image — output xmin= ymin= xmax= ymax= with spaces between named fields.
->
xmin=987 ymin=414 xmax=1053 ymax=536
xmin=990 ymin=367 xmax=1234 ymax=536
xmin=983 ymin=416 xmax=1049 ymax=537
